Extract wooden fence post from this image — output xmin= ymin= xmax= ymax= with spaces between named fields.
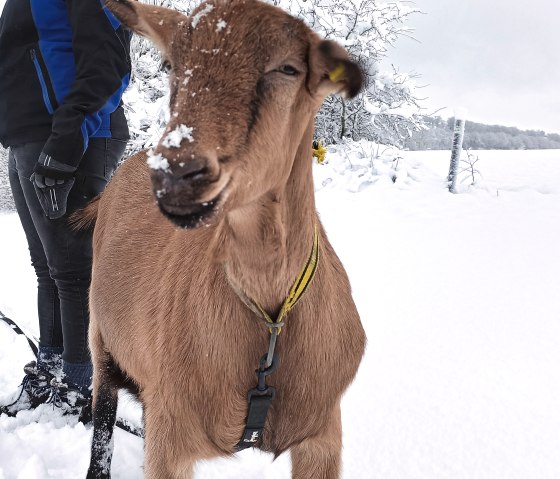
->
xmin=448 ymin=108 xmax=467 ymax=193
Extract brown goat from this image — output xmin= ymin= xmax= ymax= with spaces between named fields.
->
xmin=86 ymin=0 xmax=366 ymax=477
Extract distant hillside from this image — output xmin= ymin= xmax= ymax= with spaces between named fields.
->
xmin=404 ymin=116 xmax=560 ymax=150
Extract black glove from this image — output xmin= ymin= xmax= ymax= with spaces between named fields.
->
xmin=30 ymin=153 xmax=76 ymax=220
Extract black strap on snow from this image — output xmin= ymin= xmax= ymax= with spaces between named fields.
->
xmin=115 ymin=417 xmax=145 ymax=438
xmin=0 ymin=310 xmax=144 ymax=438
xmin=0 ymin=310 xmax=38 ymax=357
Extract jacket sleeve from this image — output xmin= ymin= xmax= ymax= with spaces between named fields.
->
xmin=41 ymin=0 xmax=131 ymax=170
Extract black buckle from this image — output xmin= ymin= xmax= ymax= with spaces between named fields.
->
xmin=235 ymin=353 xmax=280 ymax=451
xmin=254 ymin=353 xmax=279 ymax=394
xmin=247 ymin=385 xmax=276 ymax=402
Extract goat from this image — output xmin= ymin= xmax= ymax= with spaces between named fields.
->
xmin=86 ymin=0 xmax=366 ymax=477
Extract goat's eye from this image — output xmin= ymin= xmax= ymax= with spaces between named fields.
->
xmin=161 ymin=61 xmax=173 ymax=73
xmin=276 ymin=65 xmax=298 ymax=76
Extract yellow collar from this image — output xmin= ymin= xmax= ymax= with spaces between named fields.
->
xmin=225 ymin=224 xmax=320 ymax=335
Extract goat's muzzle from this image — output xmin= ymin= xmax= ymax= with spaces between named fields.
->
xmin=150 ymin=156 xmax=228 ymax=229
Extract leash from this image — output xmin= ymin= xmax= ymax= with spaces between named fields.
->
xmin=226 ymin=225 xmax=320 ymax=450
xmin=0 ymin=310 xmax=39 ymax=357
xmin=0 ymin=309 xmax=144 ymax=438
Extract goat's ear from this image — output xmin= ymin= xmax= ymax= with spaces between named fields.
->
xmin=309 ymin=40 xmax=363 ymax=99
xmin=104 ymin=0 xmax=188 ymax=53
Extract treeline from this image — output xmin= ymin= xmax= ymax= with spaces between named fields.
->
xmin=404 ymin=116 xmax=560 ymax=150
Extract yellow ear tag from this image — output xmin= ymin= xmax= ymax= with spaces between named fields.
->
xmin=328 ymin=64 xmax=346 ymax=83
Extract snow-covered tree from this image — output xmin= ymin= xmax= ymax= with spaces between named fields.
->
xmin=271 ymin=0 xmax=423 ymax=146
xmin=0 ymin=146 xmax=14 ymax=210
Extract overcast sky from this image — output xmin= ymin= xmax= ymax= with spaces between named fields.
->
xmin=384 ymin=0 xmax=560 ymax=133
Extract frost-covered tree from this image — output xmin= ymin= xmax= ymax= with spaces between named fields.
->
xmin=459 ymin=149 xmax=482 ymax=186
xmin=270 ymin=0 xmax=423 ymax=146
xmin=0 ymin=146 xmax=14 ymax=210
xmin=124 ymin=0 xmax=423 ymax=154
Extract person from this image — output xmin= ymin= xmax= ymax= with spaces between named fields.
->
xmin=0 ymin=0 xmax=131 ymax=420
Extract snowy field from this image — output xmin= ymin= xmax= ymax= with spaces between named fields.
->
xmin=1 ymin=146 xmax=559 ymax=478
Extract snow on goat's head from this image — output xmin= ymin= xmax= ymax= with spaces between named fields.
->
xmin=106 ymin=0 xmax=362 ymax=228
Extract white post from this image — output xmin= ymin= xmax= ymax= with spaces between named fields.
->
xmin=447 ymin=108 xmax=468 ymax=193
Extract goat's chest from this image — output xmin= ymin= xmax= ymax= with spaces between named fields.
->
xmin=142 ymin=270 xmax=364 ymax=453
xmin=161 ymin=299 xmax=360 ymax=451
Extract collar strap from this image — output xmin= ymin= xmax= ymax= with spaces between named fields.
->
xmin=232 ymin=225 xmax=319 ymax=451
xmin=226 ymin=224 xmax=320 ymax=336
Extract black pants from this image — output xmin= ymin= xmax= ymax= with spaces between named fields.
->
xmin=8 ymin=138 xmax=126 ymax=364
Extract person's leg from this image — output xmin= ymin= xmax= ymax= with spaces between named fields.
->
xmin=47 ymin=137 xmax=127 ymax=390
xmin=1 ymin=144 xmax=63 ymax=416
xmin=8 ymin=143 xmax=63 ymax=372
xmin=9 ymin=138 xmax=125 ymax=392
xmin=2 ymin=138 xmax=126 ymax=417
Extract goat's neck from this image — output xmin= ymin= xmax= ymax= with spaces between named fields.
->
xmin=217 ymin=129 xmax=317 ymax=315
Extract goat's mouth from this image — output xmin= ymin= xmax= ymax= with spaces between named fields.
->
xmin=157 ymin=190 xmax=225 ymax=229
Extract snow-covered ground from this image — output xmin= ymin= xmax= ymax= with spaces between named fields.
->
xmin=1 ymin=146 xmax=559 ymax=478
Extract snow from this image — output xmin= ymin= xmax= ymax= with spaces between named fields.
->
xmin=146 ymin=150 xmax=170 ymax=172
xmin=182 ymin=69 xmax=194 ymax=86
xmin=216 ymin=19 xmax=227 ymax=32
xmin=162 ymin=124 xmax=194 ymax=148
xmin=1 ymin=146 xmax=560 ymax=477
xmin=191 ymin=3 xmax=214 ymax=29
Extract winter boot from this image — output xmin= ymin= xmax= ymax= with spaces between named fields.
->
xmin=36 ymin=345 xmax=63 ymax=378
xmin=44 ymin=360 xmax=93 ymax=424
xmin=48 ymin=377 xmax=92 ymax=424
xmin=0 ymin=361 xmax=54 ymax=417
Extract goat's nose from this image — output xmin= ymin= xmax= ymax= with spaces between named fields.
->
xmin=169 ymin=157 xmax=209 ymax=182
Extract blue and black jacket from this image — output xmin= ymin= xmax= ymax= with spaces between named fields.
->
xmin=0 ymin=0 xmax=131 ymax=169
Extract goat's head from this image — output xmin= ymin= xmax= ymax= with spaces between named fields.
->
xmin=107 ymin=0 xmax=363 ymax=228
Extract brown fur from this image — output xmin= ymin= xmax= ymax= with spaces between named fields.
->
xmin=88 ymin=1 xmax=366 ymax=477
xmin=69 ymin=195 xmax=100 ymax=231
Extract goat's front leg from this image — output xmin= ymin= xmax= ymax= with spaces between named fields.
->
xmin=290 ymin=405 xmax=342 ymax=479
xmin=143 ymin=407 xmax=194 ymax=479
